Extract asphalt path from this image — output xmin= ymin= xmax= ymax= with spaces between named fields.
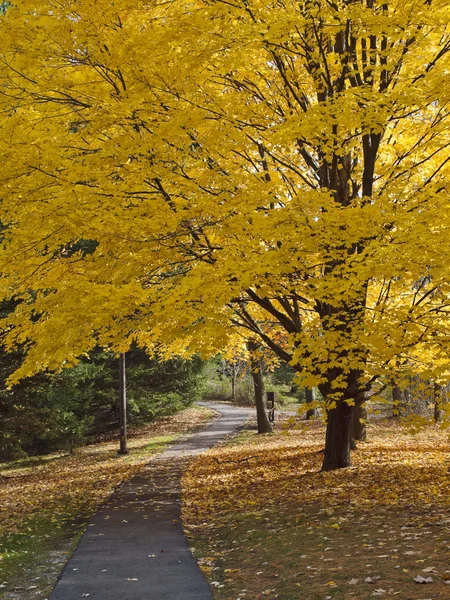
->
xmin=49 ymin=402 xmax=249 ymax=600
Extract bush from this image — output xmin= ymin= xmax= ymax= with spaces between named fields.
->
xmin=0 ymin=346 xmax=204 ymax=460
xmin=201 ymin=359 xmax=254 ymax=406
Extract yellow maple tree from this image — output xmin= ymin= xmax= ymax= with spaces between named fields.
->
xmin=1 ymin=0 xmax=449 ymax=468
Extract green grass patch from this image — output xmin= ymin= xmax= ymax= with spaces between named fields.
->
xmin=0 ymin=513 xmax=86 ymax=598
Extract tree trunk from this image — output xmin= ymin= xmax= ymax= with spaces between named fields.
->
xmin=231 ymin=364 xmax=236 ymax=403
xmin=305 ymin=387 xmax=317 ymax=420
xmin=434 ymin=382 xmax=443 ymax=422
xmin=322 ymin=401 xmax=353 ymax=471
xmin=247 ymin=341 xmax=273 ymax=434
xmin=352 ymin=403 xmax=367 ymax=442
xmin=391 ymin=381 xmax=405 ymax=417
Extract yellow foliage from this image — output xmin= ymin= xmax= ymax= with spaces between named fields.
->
xmin=0 ymin=0 xmax=449 ymax=409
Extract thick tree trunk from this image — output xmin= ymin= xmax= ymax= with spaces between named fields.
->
xmin=247 ymin=341 xmax=273 ymax=434
xmin=434 ymin=400 xmax=443 ymax=423
xmin=322 ymin=401 xmax=353 ymax=471
xmin=305 ymin=387 xmax=317 ymax=420
xmin=352 ymin=403 xmax=367 ymax=442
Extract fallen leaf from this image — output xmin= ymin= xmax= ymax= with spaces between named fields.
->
xmin=413 ymin=575 xmax=433 ymax=584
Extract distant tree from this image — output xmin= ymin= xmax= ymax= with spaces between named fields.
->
xmin=247 ymin=341 xmax=273 ymax=434
xmin=216 ymin=358 xmax=247 ymax=404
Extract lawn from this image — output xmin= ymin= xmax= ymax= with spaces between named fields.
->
xmin=0 ymin=404 xmax=216 ymax=600
xmin=182 ymin=417 xmax=450 ymax=600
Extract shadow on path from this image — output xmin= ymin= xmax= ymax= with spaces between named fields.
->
xmin=49 ymin=403 xmax=248 ymax=600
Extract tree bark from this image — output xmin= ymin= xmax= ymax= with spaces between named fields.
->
xmin=352 ymin=403 xmax=367 ymax=442
xmin=305 ymin=387 xmax=317 ymax=420
xmin=321 ymin=401 xmax=353 ymax=471
xmin=434 ymin=382 xmax=443 ymax=422
xmin=247 ymin=341 xmax=273 ymax=434
xmin=391 ymin=380 xmax=406 ymax=417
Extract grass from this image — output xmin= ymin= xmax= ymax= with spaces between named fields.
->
xmin=0 ymin=404 xmax=216 ymax=600
xmin=182 ymin=416 xmax=450 ymax=600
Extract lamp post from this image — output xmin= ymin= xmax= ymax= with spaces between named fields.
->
xmin=118 ymin=352 xmax=128 ymax=455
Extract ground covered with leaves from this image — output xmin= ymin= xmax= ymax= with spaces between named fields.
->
xmin=183 ymin=418 xmax=450 ymax=600
xmin=0 ymin=405 xmax=216 ymax=600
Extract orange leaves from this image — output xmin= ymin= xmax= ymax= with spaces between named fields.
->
xmin=182 ymin=418 xmax=450 ymax=599
xmin=184 ymin=419 xmax=450 ymax=527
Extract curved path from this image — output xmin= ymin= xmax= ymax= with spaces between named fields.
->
xmin=49 ymin=403 xmax=249 ymax=600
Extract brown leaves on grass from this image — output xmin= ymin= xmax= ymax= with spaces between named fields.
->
xmin=182 ymin=419 xmax=450 ymax=600
xmin=185 ymin=420 xmax=450 ymax=519
xmin=1 ymin=406 xmax=213 ymax=538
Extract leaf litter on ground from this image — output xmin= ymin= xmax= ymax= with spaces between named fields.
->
xmin=182 ymin=417 xmax=450 ymax=600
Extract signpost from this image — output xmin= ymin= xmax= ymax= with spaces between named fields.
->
xmin=266 ymin=391 xmax=276 ymax=423
xmin=118 ymin=352 xmax=128 ymax=455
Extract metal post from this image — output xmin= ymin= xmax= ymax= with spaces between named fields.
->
xmin=118 ymin=352 xmax=128 ymax=455
xmin=267 ymin=391 xmax=276 ymax=423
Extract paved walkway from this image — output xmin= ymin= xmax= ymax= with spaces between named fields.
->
xmin=49 ymin=403 xmax=249 ymax=600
